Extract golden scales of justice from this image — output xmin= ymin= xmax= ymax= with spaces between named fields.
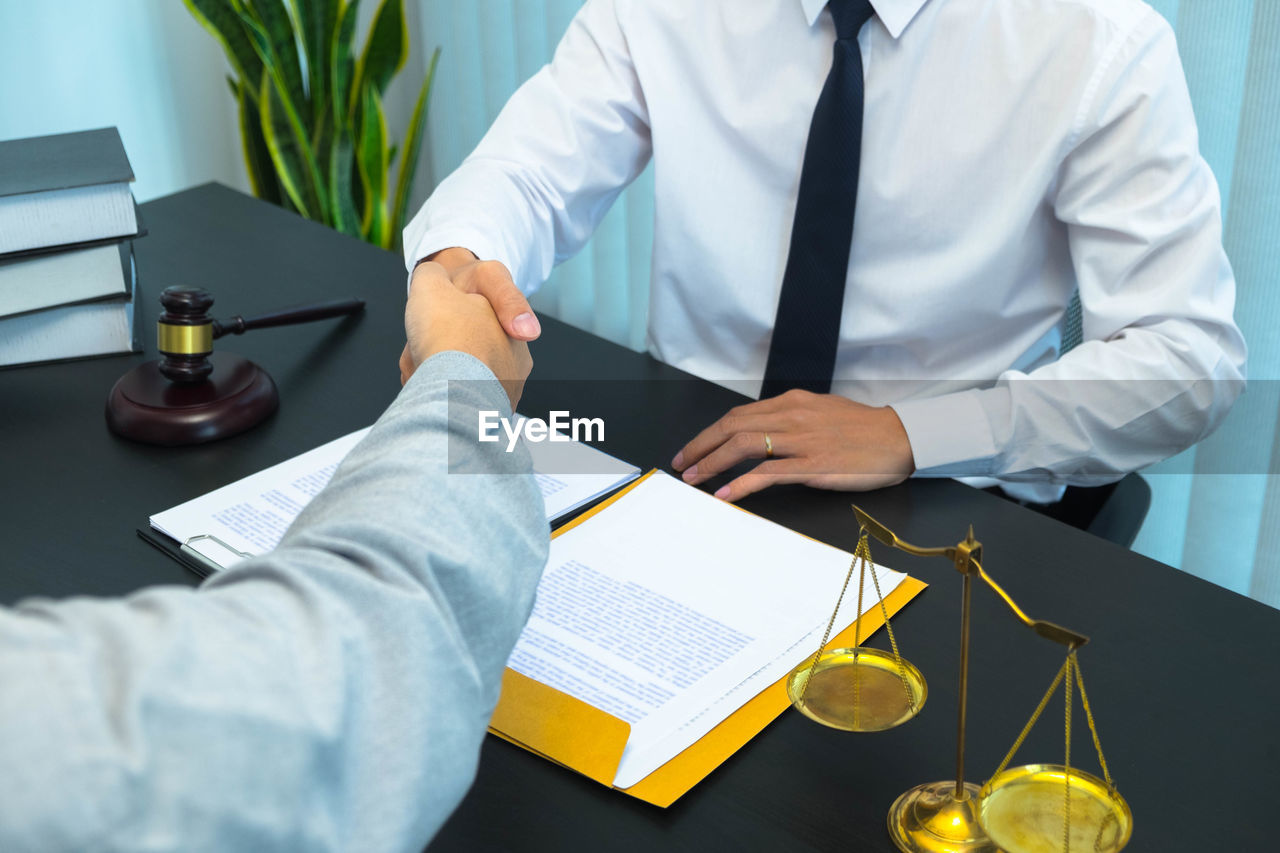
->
xmin=785 ymin=507 xmax=1132 ymax=853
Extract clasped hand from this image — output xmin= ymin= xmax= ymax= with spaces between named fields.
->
xmin=399 ymin=252 xmax=534 ymax=409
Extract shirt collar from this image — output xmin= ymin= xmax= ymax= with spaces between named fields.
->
xmin=799 ymin=0 xmax=929 ymax=40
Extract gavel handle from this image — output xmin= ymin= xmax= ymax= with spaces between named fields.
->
xmin=212 ymin=298 xmax=366 ymax=338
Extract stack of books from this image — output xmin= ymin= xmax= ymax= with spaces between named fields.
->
xmin=0 ymin=128 xmax=145 ymax=368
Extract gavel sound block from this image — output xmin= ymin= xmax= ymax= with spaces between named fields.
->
xmin=106 ymin=286 xmax=364 ymax=446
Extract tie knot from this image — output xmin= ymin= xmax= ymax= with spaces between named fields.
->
xmin=828 ymin=0 xmax=876 ymax=40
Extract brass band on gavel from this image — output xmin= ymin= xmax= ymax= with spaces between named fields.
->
xmin=157 ymin=321 xmax=213 ymax=356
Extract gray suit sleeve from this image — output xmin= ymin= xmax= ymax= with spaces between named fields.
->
xmin=0 ymin=351 xmax=549 ymax=853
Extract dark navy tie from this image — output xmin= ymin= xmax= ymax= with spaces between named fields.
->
xmin=760 ymin=0 xmax=876 ymax=398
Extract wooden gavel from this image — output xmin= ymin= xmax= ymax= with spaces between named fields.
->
xmin=154 ymin=285 xmax=365 ymax=383
xmin=106 ymin=286 xmax=365 ymax=446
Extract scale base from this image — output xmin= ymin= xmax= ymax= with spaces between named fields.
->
xmin=887 ymin=780 xmax=1000 ymax=853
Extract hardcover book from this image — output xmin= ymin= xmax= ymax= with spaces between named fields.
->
xmin=0 ymin=241 xmax=134 ymax=319
xmin=0 ymin=127 xmax=140 ymax=255
xmin=0 ymin=248 xmax=140 ymax=368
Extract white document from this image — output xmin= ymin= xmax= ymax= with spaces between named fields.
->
xmin=506 ymin=471 xmax=907 ymax=788
xmin=521 ymin=416 xmax=641 ymax=520
xmin=150 ymin=429 xmax=371 ymax=567
xmin=151 ymin=424 xmax=640 ymax=571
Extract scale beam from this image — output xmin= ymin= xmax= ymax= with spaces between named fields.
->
xmin=851 ymin=505 xmax=1089 ymax=648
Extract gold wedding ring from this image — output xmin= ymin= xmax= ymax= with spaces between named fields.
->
xmin=764 ymin=433 xmax=774 ymax=458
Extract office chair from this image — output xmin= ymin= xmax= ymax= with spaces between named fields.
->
xmin=984 ymin=473 xmax=1152 ymax=549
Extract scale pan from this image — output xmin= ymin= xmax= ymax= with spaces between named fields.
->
xmin=977 ymin=764 xmax=1132 ymax=853
xmin=786 ymin=647 xmax=926 ymax=732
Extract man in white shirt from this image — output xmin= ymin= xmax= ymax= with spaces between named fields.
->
xmin=402 ymin=0 xmax=1246 ymax=505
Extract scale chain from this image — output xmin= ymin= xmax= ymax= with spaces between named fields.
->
xmin=991 ymin=657 xmax=1070 ymax=780
xmin=799 ymin=534 xmax=864 ymax=705
xmin=1073 ymin=656 xmax=1115 ymax=790
xmin=1064 ymin=651 xmax=1074 ymax=853
xmin=865 ymin=548 xmax=916 ymax=712
xmin=1073 ymin=656 xmax=1119 ymax=852
xmin=852 ymin=537 xmax=868 ymax=726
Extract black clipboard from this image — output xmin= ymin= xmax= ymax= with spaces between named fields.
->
xmin=138 ymin=528 xmax=249 ymax=579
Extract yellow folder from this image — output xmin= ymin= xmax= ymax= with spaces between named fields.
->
xmin=488 ymin=470 xmax=928 ymax=807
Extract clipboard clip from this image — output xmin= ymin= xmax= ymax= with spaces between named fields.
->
xmin=181 ymin=534 xmax=252 ymax=574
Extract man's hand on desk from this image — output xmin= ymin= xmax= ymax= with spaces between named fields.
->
xmin=671 ymin=390 xmax=917 ymax=501
xmin=400 ymin=263 xmax=533 ymax=408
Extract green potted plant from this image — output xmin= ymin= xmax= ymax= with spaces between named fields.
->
xmin=185 ymin=0 xmax=440 ymax=249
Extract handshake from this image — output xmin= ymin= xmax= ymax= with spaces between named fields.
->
xmin=401 ymin=247 xmax=916 ymax=503
xmin=399 ymin=248 xmax=539 ymax=409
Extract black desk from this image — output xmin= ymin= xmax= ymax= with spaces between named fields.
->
xmin=1 ymin=184 xmax=1274 ymax=851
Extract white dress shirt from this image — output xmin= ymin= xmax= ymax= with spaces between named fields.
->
xmin=405 ymin=0 xmax=1246 ymax=495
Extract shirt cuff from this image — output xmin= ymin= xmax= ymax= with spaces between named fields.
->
xmin=402 ymin=228 xmax=518 ymax=296
xmin=890 ymin=387 xmax=1008 ymax=478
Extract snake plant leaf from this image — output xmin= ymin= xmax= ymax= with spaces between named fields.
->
xmin=239 ymin=0 xmax=309 ymax=126
xmin=184 ymin=0 xmax=263 ymax=89
xmin=243 ymin=12 xmax=329 ymax=219
xmin=186 ymin=0 xmax=434 ymax=249
xmin=236 ymin=77 xmax=284 ymax=206
xmin=356 ymin=85 xmax=390 ymax=246
xmin=311 ymin=100 xmax=333 ymax=188
xmin=292 ymin=0 xmax=340 ymax=133
xmin=328 ymin=130 xmax=361 ymax=237
xmin=331 ymin=0 xmax=361 ymax=128
xmin=391 ymin=46 xmax=441 ymax=248
xmin=352 ymin=0 xmax=406 ymax=114
xmin=260 ymin=71 xmax=322 ymax=218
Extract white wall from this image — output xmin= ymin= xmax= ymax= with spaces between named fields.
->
xmin=0 ymin=1 xmax=441 ymax=213
xmin=0 ymin=1 xmax=247 ymax=202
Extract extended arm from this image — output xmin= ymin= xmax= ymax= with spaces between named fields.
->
xmin=0 ymin=319 xmax=545 ymax=848
xmin=401 ymin=0 xmax=651 ymax=338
